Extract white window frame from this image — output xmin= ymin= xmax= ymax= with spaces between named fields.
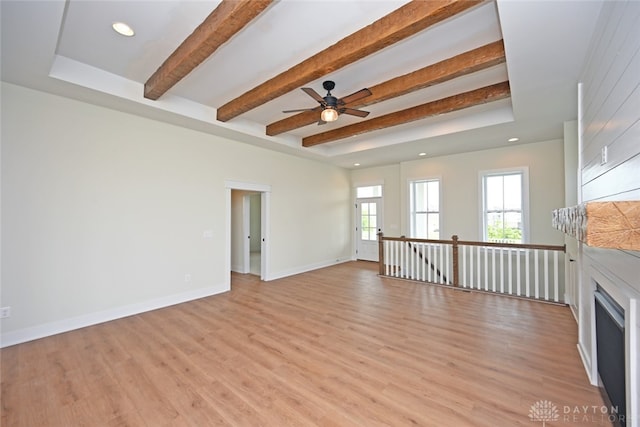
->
xmin=479 ymin=167 xmax=529 ymax=243
xmin=408 ymin=177 xmax=441 ymax=239
xmin=355 ymin=184 xmax=383 ymax=199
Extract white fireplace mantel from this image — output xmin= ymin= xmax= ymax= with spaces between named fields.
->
xmin=579 ymin=246 xmax=640 ymax=427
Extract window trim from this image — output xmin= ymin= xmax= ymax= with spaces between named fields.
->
xmin=408 ymin=176 xmax=442 ymax=239
xmin=479 ymin=167 xmax=529 ymax=243
xmin=355 ymin=183 xmax=383 ymax=199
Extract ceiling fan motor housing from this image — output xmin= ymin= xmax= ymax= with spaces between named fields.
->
xmin=324 ymin=95 xmax=338 ymax=108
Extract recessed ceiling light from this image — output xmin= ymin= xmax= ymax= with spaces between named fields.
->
xmin=508 ymin=137 xmax=519 ymax=142
xmin=419 ymin=152 xmax=427 ymax=156
xmin=353 ymin=163 xmax=361 ymax=167
xmin=112 ymin=22 xmax=135 ymax=37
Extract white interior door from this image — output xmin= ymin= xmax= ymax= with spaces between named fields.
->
xmin=242 ymin=195 xmax=251 ymax=274
xmin=356 ymin=198 xmax=382 ymax=261
xmin=245 ymin=193 xmax=261 ymax=276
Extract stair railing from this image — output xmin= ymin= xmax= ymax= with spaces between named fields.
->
xmin=378 ymin=233 xmax=566 ymax=303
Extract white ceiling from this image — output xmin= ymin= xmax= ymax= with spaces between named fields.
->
xmin=1 ymin=0 xmax=604 ymax=169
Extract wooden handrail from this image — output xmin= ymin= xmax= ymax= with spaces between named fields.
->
xmin=380 ymin=234 xmax=565 ymax=252
xmin=455 ymin=240 xmax=565 ymax=252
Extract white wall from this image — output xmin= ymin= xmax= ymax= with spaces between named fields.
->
xmin=0 ymin=82 xmax=351 ymax=346
xmin=352 ymin=140 xmax=566 ymax=245
xmin=351 ymin=164 xmax=402 ymax=237
xmin=402 ymin=140 xmax=565 ymax=244
xmin=576 ymin=1 xmax=640 ymax=423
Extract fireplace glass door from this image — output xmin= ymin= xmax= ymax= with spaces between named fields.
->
xmin=594 ymin=286 xmax=626 ymax=426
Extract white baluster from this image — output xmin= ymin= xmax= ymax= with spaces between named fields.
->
xmin=553 ymin=250 xmax=559 ymax=302
xmin=384 ymin=240 xmax=389 ymax=275
xmin=516 ymin=249 xmax=521 ymax=296
xmin=544 ymin=250 xmax=549 ymax=301
xmin=525 ymin=249 xmax=531 ymax=298
xmin=507 ymin=248 xmax=513 ymax=295
xmin=462 ymin=245 xmax=467 ymax=288
xmin=499 ymin=247 xmax=505 ymax=293
xmin=491 ymin=247 xmax=496 ymax=292
xmin=534 ymin=249 xmax=540 ymax=299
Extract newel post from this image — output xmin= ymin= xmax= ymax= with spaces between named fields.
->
xmin=378 ymin=232 xmax=385 ymax=276
xmin=452 ymin=235 xmax=459 ymax=287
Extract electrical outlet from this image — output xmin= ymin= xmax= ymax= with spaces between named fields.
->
xmin=601 ymin=146 xmax=608 ymax=165
xmin=185 ymin=274 xmax=192 ymax=283
xmin=0 ymin=307 xmax=11 ymax=319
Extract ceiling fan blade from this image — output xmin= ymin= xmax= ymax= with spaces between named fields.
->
xmin=282 ymin=108 xmax=315 ymax=113
xmin=341 ymin=108 xmax=370 ymax=118
xmin=338 ymin=88 xmax=372 ymax=105
xmin=301 ymin=87 xmax=326 ymax=104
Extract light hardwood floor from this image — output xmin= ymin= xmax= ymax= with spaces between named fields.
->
xmin=1 ymin=261 xmax=611 ymax=426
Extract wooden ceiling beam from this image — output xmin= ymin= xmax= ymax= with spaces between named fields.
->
xmin=302 ymin=81 xmax=511 ymax=147
xmin=267 ymin=40 xmax=505 ymax=136
xmin=144 ymin=0 xmax=274 ymax=101
xmin=217 ymin=0 xmax=484 ymax=122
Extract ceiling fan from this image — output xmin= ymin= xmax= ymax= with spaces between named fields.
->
xmin=283 ymin=81 xmax=372 ymax=123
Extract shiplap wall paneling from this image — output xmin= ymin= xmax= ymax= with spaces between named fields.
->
xmin=580 ymin=1 xmax=640 ymax=202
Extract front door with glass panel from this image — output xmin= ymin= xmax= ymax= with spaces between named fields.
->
xmin=356 ymin=198 xmax=382 ymax=261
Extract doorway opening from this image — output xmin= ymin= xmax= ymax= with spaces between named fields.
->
xmin=225 ymin=180 xmax=271 ymax=288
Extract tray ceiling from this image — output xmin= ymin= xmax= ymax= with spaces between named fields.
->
xmin=1 ymin=0 xmax=604 ymax=168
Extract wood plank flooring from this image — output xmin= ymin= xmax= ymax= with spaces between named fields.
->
xmin=1 ymin=261 xmax=611 ymax=426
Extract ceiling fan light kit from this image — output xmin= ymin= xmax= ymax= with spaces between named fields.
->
xmin=321 ymin=107 xmax=338 ymax=122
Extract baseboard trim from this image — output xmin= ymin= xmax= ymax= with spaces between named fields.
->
xmin=0 ymin=285 xmax=228 ymax=348
xmin=230 ymin=263 xmax=246 ymax=274
xmin=569 ymin=302 xmax=578 ymax=323
xmin=267 ymin=257 xmax=351 ymax=281
xmin=577 ymin=341 xmax=596 ymax=385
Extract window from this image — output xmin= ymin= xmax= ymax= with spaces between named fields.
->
xmin=410 ymin=179 xmax=440 ymax=239
xmin=481 ymin=169 xmax=527 ymax=243
xmin=356 ymin=185 xmax=382 ymax=198
xmin=360 ymin=201 xmax=378 ymax=241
